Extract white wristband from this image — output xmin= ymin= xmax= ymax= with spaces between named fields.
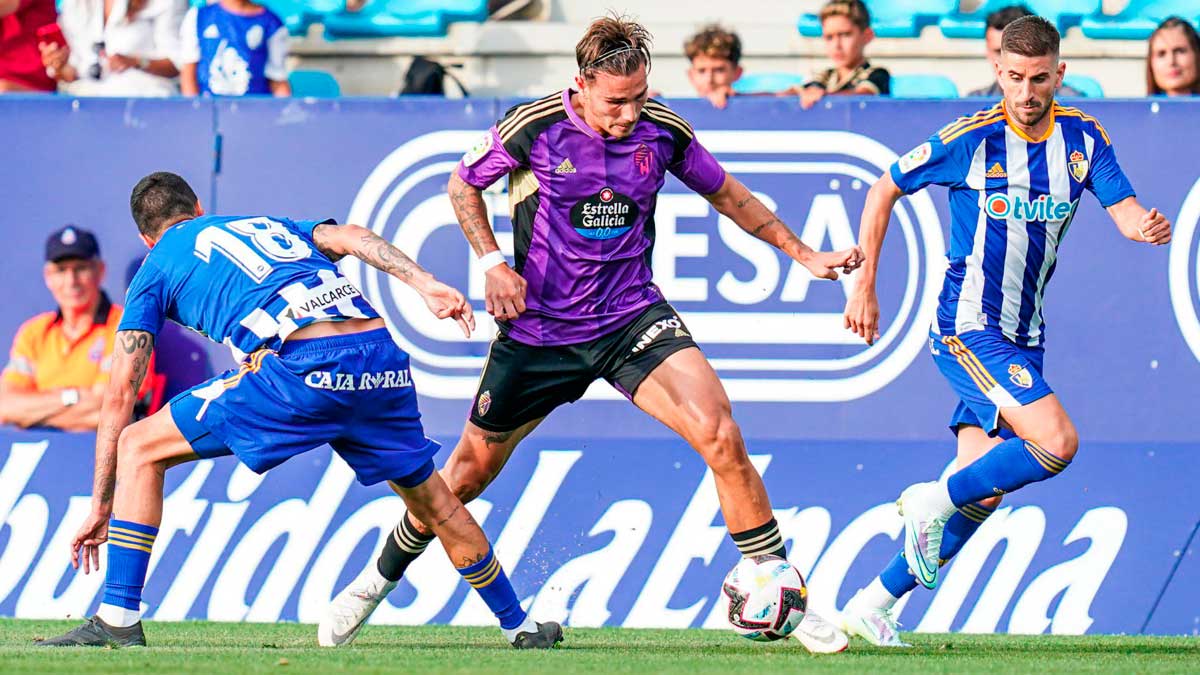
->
xmin=478 ymin=250 xmax=507 ymax=270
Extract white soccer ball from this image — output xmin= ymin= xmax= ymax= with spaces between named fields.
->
xmin=721 ymin=554 xmax=808 ymax=642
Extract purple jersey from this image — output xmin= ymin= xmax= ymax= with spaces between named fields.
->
xmin=457 ymin=89 xmax=726 ymax=346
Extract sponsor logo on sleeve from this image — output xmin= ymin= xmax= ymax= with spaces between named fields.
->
xmin=897 ymin=142 xmax=931 ymax=174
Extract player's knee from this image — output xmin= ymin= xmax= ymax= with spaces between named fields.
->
xmin=695 ymin=413 xmax=749 ymax=476
xmin=441 ymin=457 xmax=494 ymax=504
xmin=117 ymin=424 xmax=160 ymax=477
xmin=1035 ymin=421 xmax=1078 ymax=463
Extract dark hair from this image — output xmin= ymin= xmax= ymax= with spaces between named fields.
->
xmin=1001 ymin=15 xmax=1060 ymax=59
xmin=576 ymin=13 xmax=653 ymax=80
xmin=685 ymin=24 xmax=742 ymax=66
xmin=819 ymin=0 xmax=870 ymax=31
xmin=986 ymin=4 xmax=1033 ymax=31
xmin=130 ymin=172 xmax=199 ymax=238
xmin=1147 ymin=17 xmax=1200 ymax=96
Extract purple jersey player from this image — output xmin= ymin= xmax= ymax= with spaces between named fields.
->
xmin=322 ymin=14 xmax=863 ymax=652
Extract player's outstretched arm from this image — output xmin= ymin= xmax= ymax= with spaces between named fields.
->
xmin=71 ymin=330 xmax=154 ymax=574
xmin=447 ymin=172 xmax=527 ymax=322
xmin=1106 ymin=197 xmax=1172 ymax=245
xmin=703 ymin=173 xmax=864 ymax=280
xmin=844 ymin=173 xmax=905 ymax=346
xmin=312 ymin=224 xmax=475 ymax=337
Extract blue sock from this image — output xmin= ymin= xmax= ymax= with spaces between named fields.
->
xmin=946 ymin=437 xmax=1069 ymax=507
xmin=458 ymin=548 xmax=526 ymax=630
xmin=879 ymin=502 xmax=996 ymax=598
xmin=102 ymin=519 xmax=158 ymax=615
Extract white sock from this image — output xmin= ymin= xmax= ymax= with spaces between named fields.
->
xmin=500 ymin=614 xmax=539 ymax=643
xmin=97 ymin=602 xmax=141 ymax=628
xmin=860 ymin=577 xmax=900 ymax=610
xmin=930 ymin=481 xmax=957 ymax=518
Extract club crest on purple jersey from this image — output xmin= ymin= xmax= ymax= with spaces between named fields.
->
xmin=634 ymin=144 xmax=652 ymax=176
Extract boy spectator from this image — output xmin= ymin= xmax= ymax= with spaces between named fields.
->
xmin=795 ymin=0 xmax=889 ymax=110
xmin=0 ymin=227 xmax=154 ymax=431
xmin=177 ymin=0 xmax=290 ymax=97
xmin=684 ymin=24 xmax=743 ymax=109
xmin=967 ymin=4 xmax=1079 ymax=97
xmin=0 ymin=0 xmax=56 ymax=92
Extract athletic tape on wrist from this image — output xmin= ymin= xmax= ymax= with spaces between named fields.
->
xmin=479 ymin=250 xmax=507 ymax=270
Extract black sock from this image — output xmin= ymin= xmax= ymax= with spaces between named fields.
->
xmin=730 ymin=517 xmax=786 ymax=559
xmin=377 ymin=511 xmax=436 ymax=581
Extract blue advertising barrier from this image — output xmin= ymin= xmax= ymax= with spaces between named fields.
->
xmin=0 ymin=96 xmax=1197 ymax=634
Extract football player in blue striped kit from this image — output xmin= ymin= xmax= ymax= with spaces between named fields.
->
xmin=840 ymin=16 xmax=1171 ymax=646
xmin=39 ymin=172 xmax=562 ymax=650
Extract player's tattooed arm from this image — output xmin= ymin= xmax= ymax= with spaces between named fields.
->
xmin=705 ymin=173 xmax=812 ymax=258
xmin=448 ymin=171 xmax=503 ymax=256
xmin=91 ymin=330 xmax=155 ymax=511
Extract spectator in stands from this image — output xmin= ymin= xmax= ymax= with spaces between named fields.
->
xmin=967 ymin=4 xmax=1079 ymax=97
xmin=793 ymin=0 xmax=889 ymax=110
xmin=177 ymin=0 xmax=290 ymax=97
xmin=40 ymin=0 xmax=183 ymax=96
xmin=0 ymin=0 xmax=56 ymax=92
xmin=1147 ymin=17 xmax=1200 ymax=97
xmin=684 ymin=24 xmax=743 ymax=109
xmin=0 ymin=227 xmax=154 ymax=432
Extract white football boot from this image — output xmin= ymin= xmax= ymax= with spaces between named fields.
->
xmin=841 ymin=588 xmax=911 ymax=647
xmin=896 ymin=481 xmax=956 ymax=589
xmin=318 ymin=564 xmax=396 ymax=647
xmin=789 ymin=611 xmax=849 ymax=653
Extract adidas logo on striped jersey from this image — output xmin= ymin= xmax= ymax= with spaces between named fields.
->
xmin=554 ymin=158 xmax=577 ymax=174
xmin=986 ymin=162 xmax=1007 ymax=178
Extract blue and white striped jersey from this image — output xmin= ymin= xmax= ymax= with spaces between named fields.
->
xmin=891 ymin=102 xmax=1135 ymax=346
xmin=118 ymin=215 xmax=379 ymax=361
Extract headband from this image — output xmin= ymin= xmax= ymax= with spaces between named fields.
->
xmin=581 ymin=44 xmax=648 ymax=72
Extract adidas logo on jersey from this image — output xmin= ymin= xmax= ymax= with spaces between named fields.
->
xmin=554 ymin=158 xmax=577 ymax=175
xmin=986 ymin=162 xmax=1007 ymax=178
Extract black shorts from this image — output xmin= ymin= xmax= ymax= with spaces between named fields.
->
xmin=469 ymin=301 xmax=698 ymax=432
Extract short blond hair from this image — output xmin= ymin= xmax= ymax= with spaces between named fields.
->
xmin=820 ymin=0 xmax=871 ymax=31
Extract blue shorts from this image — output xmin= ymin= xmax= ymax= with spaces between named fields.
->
xmin=170 ymin=328 xmax=438 ymax=487
xmin=929 ymin=329 xmax=1053 ymax=437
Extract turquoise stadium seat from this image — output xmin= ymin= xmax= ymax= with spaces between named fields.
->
xmin=289 ymin=69 xmax=341 ymax=97
xmin=940 ymin=0 xmax=1101 ymax=39
xmin=890 ymin=73 xmax=958 ymax=98
xmin=798 ymin=0 xmax=957 ymax=39
xmin=1081 ymin=1 xmax=1198 ymax=40
xmin=323 ymin=0 xmax=487 ymax=39
xmin=1062 ymin=74 xmax=1104 ymax=97
xmin=731 ymin=72 xmax=807 ymax=94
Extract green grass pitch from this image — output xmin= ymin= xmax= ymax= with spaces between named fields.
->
xmin=2 ymin=620 xmax=1197 ymax=673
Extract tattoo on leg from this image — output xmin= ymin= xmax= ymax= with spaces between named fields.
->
xmin=435 ymin=503 xmax=461 ymax=527
xmin=460 ymin=552 xmax=487 ymax=567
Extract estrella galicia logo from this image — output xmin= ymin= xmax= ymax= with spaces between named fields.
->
xmin=570 ymin=187 xmax=640 ymax=239
xmin=345 ymin=128 xmax=944 ymax=402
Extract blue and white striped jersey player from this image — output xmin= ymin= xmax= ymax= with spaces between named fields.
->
xmin=840 ymin=17 xmax=1171 ymax=646
xmin=40 ymin=172 xmax=563 ymax=650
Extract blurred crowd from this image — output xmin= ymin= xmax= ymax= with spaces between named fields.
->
xmin=1 ymin=1 xmax=1198 ymax=100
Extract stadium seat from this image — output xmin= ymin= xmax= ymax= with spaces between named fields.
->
xmin=322 ymin=0 xmax=487 ymax=39
xmin=1062 ymin=73 xmax=1104 ymax=97
xmin=289 ymin=69 xmax=341 ymax=97
xmin=940 ymin=0 xmax=1102 ymax=39
xmin=731 ymin=72 xmax=807 ymax=94
xmin=890 ymin=73 xmax=958 ymax=98
xmin=1080 ymin=1 xmax=1198 ymax=40
xmin=798 ymin=0 xmax=957 ymax=39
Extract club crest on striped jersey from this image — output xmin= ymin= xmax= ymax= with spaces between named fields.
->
xmin=1068 ymin=150 xmax=1089 ymax=183
xmin=1008 ymin=364 xmax=1033 ymax=389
